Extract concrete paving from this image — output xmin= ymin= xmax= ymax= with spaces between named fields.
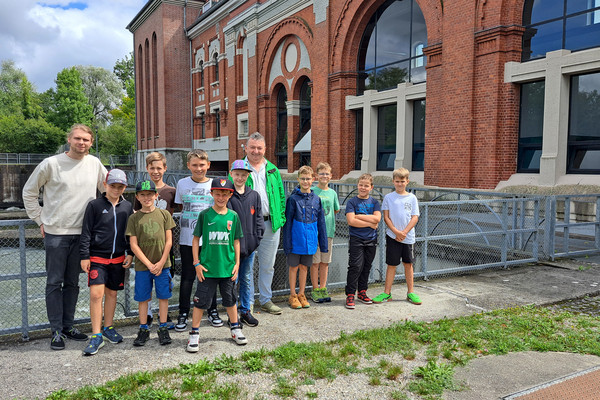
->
xmin=1 ymin=256 xmax=599 ymax=399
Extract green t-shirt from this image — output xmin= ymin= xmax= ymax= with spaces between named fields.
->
xmin=312 ymin=186 xmax=340 ymax=238
xmin=193 ymin=207 xmax=242 ymax=278
xmin=126 ymin=208 xmax=176 ymax=272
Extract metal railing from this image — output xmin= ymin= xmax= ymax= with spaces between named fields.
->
xmin=0 ymin=153 xmax=53 ymax=165
xmin=1 ymin=192 xmax=598 ymax=339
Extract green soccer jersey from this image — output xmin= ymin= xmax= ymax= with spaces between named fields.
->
xmin=312 ymin=186 xmax=340 ymax=238
xmin=193 ymin=207 xmax=242 ymax=278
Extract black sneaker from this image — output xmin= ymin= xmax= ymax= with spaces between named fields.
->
xmin=207 ymin=309 xmax=224 ymax=327
xmin=157 ymin=326 xmax=172 ymax=345
xmin=62 ymin=327 xmax=88 ymax=341
xmin=175 ymin=313 xmax=188 ymax=332
xmin=50 ymin=330 xmax=65 ymax=350
xmin=240 ymin=311 xmax=259 ymax=327
xmin=133 ymin=328 xmax=150 ymax=347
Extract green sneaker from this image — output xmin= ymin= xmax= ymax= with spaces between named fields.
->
xmin=372 ymin=292 xmax=392 ymax=303
xmin=321 ymin=287 xmax=331 ymax=302
xmin=407 ymin=292 xmax=422 ymax=305
xmin=311 ymin=288 xmax=324 ymax=303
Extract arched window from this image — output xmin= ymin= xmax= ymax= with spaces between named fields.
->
xmin=522 ymin=0 xmax=600 ymax=61
xmin=298 ymin=79 xmax=311 ymax=143
xmin=213 ymin=53 xmax=219 ymax=82
xmin=275 ymin=86 xmax=288 ymax=169
xmin=357 ymin=0 xmax=427 ymax=94
xmin=200 ymin=60 xmax=204 ymax=87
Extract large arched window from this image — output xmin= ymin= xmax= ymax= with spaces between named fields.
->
xmin=275 ymin=86 xmax=288 ymax=169
xmin=522 ymin=0 xmax=600 ymax=61
xmin=357 ymin=0 xmax=427 ymax=94
xmin=298 ymin=79 xmax=311 ymax=143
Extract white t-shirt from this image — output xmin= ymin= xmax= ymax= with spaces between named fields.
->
xmin=175 ymin=177 xmax=213 ymax=246
xmin=381 ymin=191 xmax=419 ymax=244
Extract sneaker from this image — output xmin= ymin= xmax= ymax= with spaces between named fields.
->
xmin=372 ymin=292 xmax=392 ymax=303
xmin=322 ymin=287 xmax=332 ymax=303
xmin=407 ymin=292 xmax=422 ymax=305
xmin=207 ymin=309 xmax=224 ymax=327
xmin=83 ymin=334 xmax=105 ymax=356
xmin=187 ymin=331 xmax=200 ymax=353
xmin=345 ymin=294 xmax=356 ymax=309
xmin=146 ymin=314 xmax=153 ymax=328
xmin=230 ymin=323 xmax=248 ymax=345
xmin=102 ymin=326 xmax=123 ymax=343
xmin=311 ymin=288 xmax=324 ymax=303
xmin=50 ymin=330 xmax=66 ymax=350
xmin=240 ymin=311 xmax=259 ymax=327
xmin=175 ymin=313 xmax=188 ymax=332
xmin=261 ymin=300 xmax=282 ymax=315
xmin=166 ymin=320 xmax=175 ymax=330
xmin=289 ymin=294 xmax=302 ymax=309
xmin=157 ymin=326 xmax=172 ymax=345
xmin=133 ymin=328 xmax=150 ymax=347
xmin=62 ymin=326 xmax=88 ymax=341
xmin=297 ymin=293 xmax=310 ymax=308
xmin=357 ymin=290 xmax=373 ymax=304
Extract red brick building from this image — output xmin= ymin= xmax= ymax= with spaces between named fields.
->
xmin=128 ymin=0 xmax=600 ymax=188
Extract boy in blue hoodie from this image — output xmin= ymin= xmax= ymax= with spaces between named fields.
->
xmin=80 ymin=169 xmax=133 ymax=355
xmin=228 ymin=160 xmax=265 ymax=326
xmin=283 ymin=166 xmax=328 ymax=309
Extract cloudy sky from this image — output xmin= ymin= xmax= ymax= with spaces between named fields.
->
xmin=0 ymin=0 xmax=147 ymax=91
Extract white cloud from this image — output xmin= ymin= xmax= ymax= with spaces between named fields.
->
xmin=0 ymin=0 xmax=146 ymax=91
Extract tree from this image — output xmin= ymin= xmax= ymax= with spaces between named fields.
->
xmin=0 ymin=60 xmax=28 ymax=116
xmin=0 ymin=114 xmax=64 ymax=153
xmin=113 ymin=52 xmax=134 ymax=91
xmin=75 ymin=65 xmax=123 ymax=126
xmin=98 ymin=87 xmax=136 ymax=155
xmin=46 ymin=67 xmax=94 ymax=131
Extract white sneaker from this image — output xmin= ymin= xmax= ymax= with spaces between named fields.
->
xmin=230 ymin=324 xmax=248 ymax=345
xmin=186 ymin=331 xmax=199 ymax=353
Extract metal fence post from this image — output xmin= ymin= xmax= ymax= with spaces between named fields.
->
xmin=596 ymin=197 xmax=600 ymax=252
xmin=501 ymin=201 xmax=508 ymax=268
xmin=19 ymin=223 xmax=29 ymax=341
xmin=422 ymin=203 xmax=428 ymax=279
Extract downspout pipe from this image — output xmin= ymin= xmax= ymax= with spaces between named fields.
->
xmin=185 ymin=0 xmax=194 ymax=149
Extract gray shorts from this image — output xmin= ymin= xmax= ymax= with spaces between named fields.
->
xmin=287 ymin=253 xmax=313 ymax=267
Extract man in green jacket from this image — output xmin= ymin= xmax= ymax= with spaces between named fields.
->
xmin=244 ymin=132 xmax=286 ymax=315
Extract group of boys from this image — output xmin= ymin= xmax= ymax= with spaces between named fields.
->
xmin=24 ymin=124 xmax=423 ymax=356
xmin=80 ymin=150 xmax=267 ymax=355
xmin=283 ymin=165 xmax=422 ymax=311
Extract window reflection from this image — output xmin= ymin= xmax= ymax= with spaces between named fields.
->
xmin=568 ymin=72 xmax=600 ymax=173
xmin=357 ymin=0 xmax=427 ymax=94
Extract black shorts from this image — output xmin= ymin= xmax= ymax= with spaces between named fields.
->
xmin=88 ymin=261 xmax=126 ymax=291
xmin=385 ymin=235 xmax=415 ymax=266
xmin=193 ymin=278 xmax=236 ymax=309
xmin=287 ymin=253 xmax=313 ymax=267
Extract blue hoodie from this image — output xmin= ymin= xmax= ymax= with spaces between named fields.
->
xmin=283 ymin=186 xmax=328 ymax=255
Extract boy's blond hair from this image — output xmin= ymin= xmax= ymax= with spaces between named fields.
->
xmin=316 ymin=162 xmax=332 ymax=173
xmin=187 ymin=149 xmax=209 ymax=162
xmin=392 ymin=168 xmax=410 ymax=180
xmin=358 ymin=173 xmax=374 ymax=186
xmin=298 ymin=165 xmax=314 ymax=176
xmin=146 ymin=152 xmax=167 ymax=167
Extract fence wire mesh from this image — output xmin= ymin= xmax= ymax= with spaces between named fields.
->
xmin=1 ymin=190 xmax=599 ymax=339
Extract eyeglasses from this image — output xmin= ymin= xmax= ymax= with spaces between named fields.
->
xmin=299 ymin=177 xmax=312 ymax=181
xmin=318 ymin=173 xmax=330 ymax=176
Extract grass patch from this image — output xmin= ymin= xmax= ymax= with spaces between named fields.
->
xmin=45 ymin=306 xmax=600 ymax=400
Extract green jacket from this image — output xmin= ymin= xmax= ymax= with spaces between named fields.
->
xmin=244 ymin=158 xmax=286 ymax=232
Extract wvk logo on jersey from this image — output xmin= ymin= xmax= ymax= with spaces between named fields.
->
xmin=208 ymin=231 xmax=230 ymax=244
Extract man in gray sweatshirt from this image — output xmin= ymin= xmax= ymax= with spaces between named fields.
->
xmin=23 ymin=124 xmax=107 ymax=350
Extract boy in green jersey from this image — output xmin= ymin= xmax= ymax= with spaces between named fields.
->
xmin=186 ymin=178 xmax=248 ymax=352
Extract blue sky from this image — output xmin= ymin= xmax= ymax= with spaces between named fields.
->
xmin=0 ymin=0 xmax=146 ymax=91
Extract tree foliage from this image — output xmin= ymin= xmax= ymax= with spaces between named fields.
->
xmin=113 ymin=52 xmax=134 ymax=91
xmin=45 ymin=67 xmax=94 ymax=132
xmin=75 ymin=65 xmax=123 ymax=126
xmin=0 ymin=114 xmax=64 ymax=153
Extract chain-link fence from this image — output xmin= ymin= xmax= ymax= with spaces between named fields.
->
xmin=2 ymin=191 xmax=599 ymax=340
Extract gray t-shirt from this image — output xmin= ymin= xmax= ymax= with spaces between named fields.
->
xmin=248 ymin=159 xmax=270 ymax=216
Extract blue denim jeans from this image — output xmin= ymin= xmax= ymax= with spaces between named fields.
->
xmin=237 ymin=251 xmax=256 ymax=313
xmin=256 ymin=221 xmax=281 ymax=305
xmin=44 ymin=233 xmax=82 ymax=332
